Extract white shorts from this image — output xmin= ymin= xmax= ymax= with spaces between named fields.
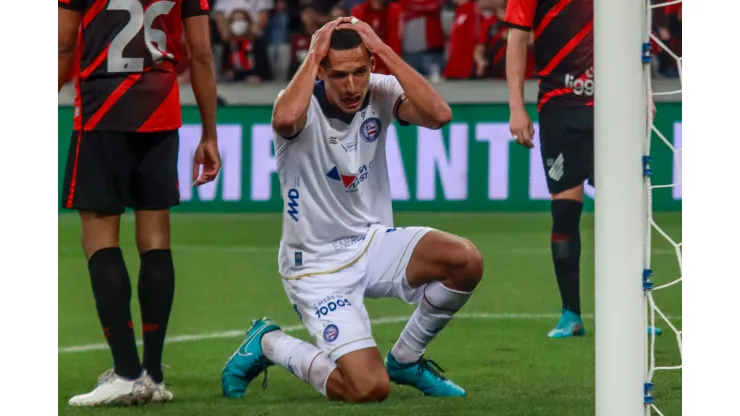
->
xmin=282 ymin=225 xmax=433 ymax=361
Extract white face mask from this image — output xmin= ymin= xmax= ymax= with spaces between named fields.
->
xmin=230 ymin=20 xmax=250 ymax=36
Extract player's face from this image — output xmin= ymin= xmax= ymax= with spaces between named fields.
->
xmin=321 ymin=46 xmax=375 ymax=114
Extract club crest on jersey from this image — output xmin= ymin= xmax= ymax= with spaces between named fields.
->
xmin=326 ymin=164 xmax=371 ymax=192
xmin=323 ymin=324 xmax=339 ymax=343
xmin=359 ymin=117 xmax=382 ymax=143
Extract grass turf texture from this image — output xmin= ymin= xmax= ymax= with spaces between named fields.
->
xmin=59 ymin=212 xmax=682 ymax=415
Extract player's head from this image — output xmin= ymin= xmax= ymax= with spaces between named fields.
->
xmin=318 ymin=29 xmax=375 ymax=114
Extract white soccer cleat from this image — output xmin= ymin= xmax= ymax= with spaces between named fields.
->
xmin=149 ymin=380 xmax=174 ymax=403
xmin=68 ymin=369 xmax=155 ymax=407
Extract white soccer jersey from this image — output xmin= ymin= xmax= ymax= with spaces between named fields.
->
xmin=273 ymin=73 xmax=406 ymax=278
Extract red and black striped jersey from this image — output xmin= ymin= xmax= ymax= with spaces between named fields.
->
xmin=58 ymin=0 xmax=210 ymax=132
xmin=504 ymin=0 xmax=593 ymax=111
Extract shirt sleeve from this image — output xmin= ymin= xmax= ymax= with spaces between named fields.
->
xmin=370 ymin=74 xmax=409 ymax=126
xmin=183 ymin=0 xmax=211 ymax=18
xmin=504 ymin=0 xmax=537 ymax=31
xmin=58 ymin=0 xmax=85 ymax=12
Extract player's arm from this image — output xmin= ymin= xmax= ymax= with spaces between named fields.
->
xmin=183 ymin=1 xmax=221 ymax=186
xmin=504 ymin=0 xmax=536 ymax=147
xmin=375 ymin=44 xmax=452 ymax=130
xmin=183 ymin=14 xmax=217 ymax=143
xmin=272 ymin=18 xmax=352 ymax=139
xmin=271 ymin=50 xmax=319 ymax=138
xmin=58 ymin=1 xmax=83 ymax=92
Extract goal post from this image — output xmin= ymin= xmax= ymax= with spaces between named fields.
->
xmin=593 ymin=0 xmax=648 ymax=415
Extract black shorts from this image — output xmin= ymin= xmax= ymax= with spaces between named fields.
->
xmin=61 ymin=130 xmax=180 ymax=215
xmin=538 ymin=106 xmax=594 ymax=195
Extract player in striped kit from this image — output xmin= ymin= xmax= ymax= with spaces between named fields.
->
xmin=221 ymin=17 xmax=485 ymax=403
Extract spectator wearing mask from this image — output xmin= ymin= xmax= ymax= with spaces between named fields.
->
xmin=351 ymin=0 xmax=403 ymax=75
xmin=474 ymin=0 xmax=534 ymax=79
xmin=287 ymin=0 xmax=332 ymax=80
xmin=443 ymin=0 xmax=480 ymax=79
xmin=399 ymin=0 xmax=447 ymax=78
xmin=214 ymin=0 xmax=274 ymax=41
xmin=222 ymin=9 xmax=273 ymax=83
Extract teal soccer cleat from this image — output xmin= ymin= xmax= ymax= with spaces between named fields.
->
xmin=221 ymin=318 xmax=281 ymax=398
xmin=385 ymin=352 xmax=466 ymax=397
xmin=547 ymin=310 xmax=586 ymax=339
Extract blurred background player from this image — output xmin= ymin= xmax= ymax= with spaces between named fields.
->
xmin=503 ymin=0 xmax=593 ymax=338
xmin=221 ymin=18 xmax=485 ymax=403
xmin=57 ymin=0 xmax=221 ymax=406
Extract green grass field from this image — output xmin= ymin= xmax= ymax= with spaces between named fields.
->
xmin=58 ymin=212 xmax=682 ymax=415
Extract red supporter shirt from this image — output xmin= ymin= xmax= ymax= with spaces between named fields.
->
xmin=504 ymin=0 xmax=593 ymax=111
xmin=58 ymin=0 xmax=210 ymax=132
xmin=399 ymin=0 xmax=446 ymax=50
xmin=444 ymin=2 xmax=479 ymax=79
xmin=351 ymin=1 xmax=403 ymax=75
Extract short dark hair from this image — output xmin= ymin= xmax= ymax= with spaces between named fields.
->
xmin=321 ymin=29 xmax=369 ymax=67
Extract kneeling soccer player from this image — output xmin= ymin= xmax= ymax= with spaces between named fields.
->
xmin=220 ymin=18 xmax=485 ymax=402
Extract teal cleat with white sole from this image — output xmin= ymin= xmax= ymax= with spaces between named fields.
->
xmin=547 ymin=310 xmax=586 ymax=339
xmin=385 ymin=352 xmax=466 ymax=397
xmin=221 ymin=317 xmax=280 ymax=398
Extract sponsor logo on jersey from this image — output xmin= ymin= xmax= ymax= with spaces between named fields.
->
xmin=294 ymin=251 xmax=303 ymax=266
xmin=326 ymin=163 xmax=372 ymax=192
xmin=323 ymin=324 xmax=339 ymax=343
xmin=565 ymin=66 xmax=595 ymax=96
xmin=341 ymin=141 xmax=358 ymax=153
xmin=286 ymin=188 xmax=300 ymax=221
xmin=332 ymin=233 xmax=367 ymax=251
xmin=359 ymin=117 xmax=382 ymax=143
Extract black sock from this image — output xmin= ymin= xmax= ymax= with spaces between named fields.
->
xmin=88 ymin=247 xmax=142 ymax=379
xmin=138 ymin=249 xmax=175 ymax=384
xmin=551 ymin=199 xmax=583 ymax=316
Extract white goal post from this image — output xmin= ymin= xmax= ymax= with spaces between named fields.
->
xmin=594 ymin=0 xmax=649 ymax=415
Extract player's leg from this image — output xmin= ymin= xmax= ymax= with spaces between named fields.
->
xmin=539 ymin=106 xmax=590 ymax=338
xmin=62 ymin=131 xmax=152 ymax=406
xmin=364 ymin=226 xmax=483 ymax=397
xmin=222 ymin=267 xmax=390 ymax=403
xmin=129 ymin=131 xmax=181 ymax=402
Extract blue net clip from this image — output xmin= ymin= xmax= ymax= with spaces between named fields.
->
xmin=642 ymin=43 xmax=653 ymax=63
xmin=644 ymin=382 xmax=655 ymax=404
xmin=642 ymin=155 xmax=653 ymax=176
xmin=643 ymin=269 xmax=653 ymax=290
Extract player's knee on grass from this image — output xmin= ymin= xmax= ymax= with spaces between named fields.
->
xmin=343 ymin=371 xmax=390 ymax=403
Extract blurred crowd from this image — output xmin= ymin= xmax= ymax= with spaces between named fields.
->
xmin=65 ymin=0 xmax=682 ymax=86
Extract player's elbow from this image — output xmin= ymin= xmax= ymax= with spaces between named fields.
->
xmin=428 ymin=102 xmax=452 ymax=130
xmin=272 ymin=112 xmax=300 ymax=138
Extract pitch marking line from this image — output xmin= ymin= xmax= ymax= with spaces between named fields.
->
xmin=58 ymin=312 xmax=681 ymax=354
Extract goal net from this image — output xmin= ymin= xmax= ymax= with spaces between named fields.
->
xmin=643 ymin=1 xmax=682 ymax=415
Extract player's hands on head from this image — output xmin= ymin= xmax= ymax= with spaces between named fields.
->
xmin=309 ymin=17 xmax=354 ymax=64
xmin=192 ymin=138 xmax=222 ymax=187
xmin=337 ymin=18 xmax=385 ymax=54
xmin=509 ymin=107 xmax=535 ymax=149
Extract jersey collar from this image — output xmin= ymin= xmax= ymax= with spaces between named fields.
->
xmin=313 ymin=80 xmax=370 ymax=125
